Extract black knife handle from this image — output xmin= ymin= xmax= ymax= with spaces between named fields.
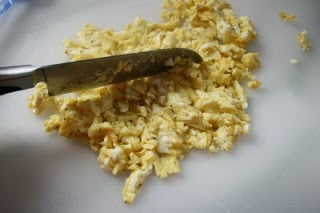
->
xmin=0 ymin=86 xmax=22 ymax=95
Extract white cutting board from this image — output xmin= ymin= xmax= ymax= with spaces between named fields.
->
xmin=1 ymin=0 xmax=320 ymax=212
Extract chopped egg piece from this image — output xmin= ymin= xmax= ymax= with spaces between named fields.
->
xmin=28 ymin=0 xmax=261 ymax=204
xmin=290 ymin=58 xmax=299 ymax=65
xmin=248 ymin=80 xmax=262 ymax=89
xmin=279 ymin=11 xmax=296 ymax=23
xmin=297 ymin=30 xmax=311 ymax=52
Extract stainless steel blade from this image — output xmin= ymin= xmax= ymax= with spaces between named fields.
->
xmin=34 ymin=48 xmax=202 ymax=96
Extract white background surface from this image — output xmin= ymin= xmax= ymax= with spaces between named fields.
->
xmin=0 ymin=0 xmax=320 ymax=212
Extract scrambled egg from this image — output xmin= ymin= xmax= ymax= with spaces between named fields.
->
xmin=297 ymin=30 xmax=311 ymax=52
xmin=279 ymin=11 xmax=296 ymax=23
xmin=29 ymin=0 xmax=260 ymax=204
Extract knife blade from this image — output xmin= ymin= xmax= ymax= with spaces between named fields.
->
xmin=0 ymin=48 xmax=202 ymax=96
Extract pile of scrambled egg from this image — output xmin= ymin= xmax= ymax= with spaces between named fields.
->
xmin=29 ymin=0 xmax=260 ymax=204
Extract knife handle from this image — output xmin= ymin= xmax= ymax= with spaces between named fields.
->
xmin=0 ymin=65 xmax=36 ymax=81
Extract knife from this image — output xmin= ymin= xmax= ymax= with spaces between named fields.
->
xmin=0 ymin=48 xmax=202 ymax=96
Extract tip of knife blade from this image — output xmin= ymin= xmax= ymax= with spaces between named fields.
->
xmin=156 ymin=48 xmax=203 ymax=64
xmin=176 ymin=48 xmax=203 ymax=63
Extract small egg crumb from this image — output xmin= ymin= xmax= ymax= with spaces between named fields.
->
xmin=248 ymin=80 xmax=262 ymax=89
xmin=297 ymin=30 xmax=311 ymax=52
xmin=290 ymin=58 xmax=299 ymax=65
xmin=279 ymin=11 xmax=296 ymax=23
xmin=28 ymin=0 xmax=261 ymax=204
